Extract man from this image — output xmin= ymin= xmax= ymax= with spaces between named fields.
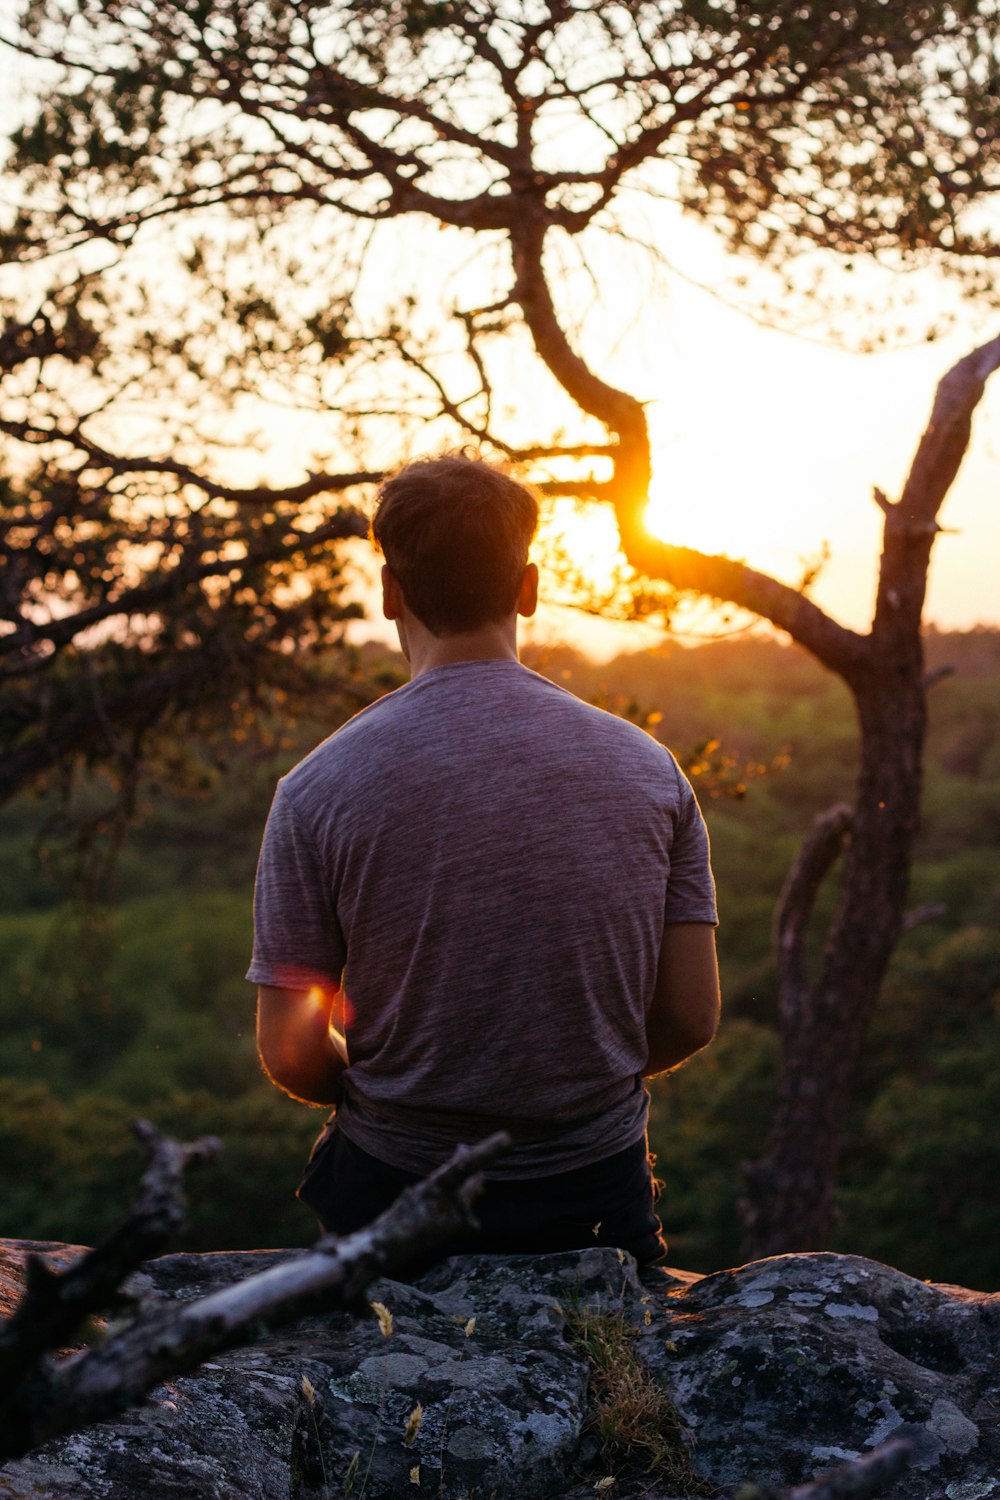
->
xmin=248 ymin=454 xmax=719 ymax=1264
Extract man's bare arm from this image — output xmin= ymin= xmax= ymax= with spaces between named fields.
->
xmin=256 ymin=984 xmax=349 ymax=1106
xmin=644 ymin=922 xmax=720 ymax=1078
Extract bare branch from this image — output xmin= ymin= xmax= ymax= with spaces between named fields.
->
xmin=511 ymin=221 xmax=649 ymax=486
xmin=0 ymin=1122 xmax=219 ymax=1396
xmin=506 ymin=222 xmax=868 ymax=677
xmin=774 ymin=803 xmax=854 ymax=1007
xmin=922 ymin=663 xmax=956 ymax=689
xmin=873 ymin=331 xmax=1000 ymax=639
xmin=621 ymin=540 xmax=870 ymax=679
xmin=0 ymin=421 xmax=382 ymax=509
xmin=778 ymin=1436 xmax=912 ymax=1500
xmin=0 ymin=509 xmax=367 ymax=664
xmin=901 ymin=901 xmax=947 ymax=933
xmin=0 ymin=1131 xmax=511 ymax=1462
xmin=898 ymin=332 xmax=1000 ymax=525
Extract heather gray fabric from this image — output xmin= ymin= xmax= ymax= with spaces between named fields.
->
xmin=248 ymin=660 xmax=717 ymax=1177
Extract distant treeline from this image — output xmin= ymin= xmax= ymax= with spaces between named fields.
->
xmin=1 ymin=629 xmax=997 ymax=1286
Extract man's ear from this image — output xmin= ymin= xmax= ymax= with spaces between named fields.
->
xmin=517 ymin=561 xmax=539 ymax=619
xmin=381 ymin=565 xmax=405 ymax=622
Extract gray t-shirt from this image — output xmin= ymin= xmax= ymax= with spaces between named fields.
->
xmin=248 ymin=659 xmax=717 ymax=1177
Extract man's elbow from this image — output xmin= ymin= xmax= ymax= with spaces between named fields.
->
xmin=657 ymin=1018 xmax=717 ymax=1065
xmin=644 ymin=994 xmax=720 ymax=1076
xmin=690 ymin=991 xmax=721 ymax=1051
xmin=682 ymin=1014 xmax=719 ymax=1057
xmin=257 ymin=1010 xmax=319 ymax=1102
xmin=257 ymin=1033 xmax=305 ymax=1100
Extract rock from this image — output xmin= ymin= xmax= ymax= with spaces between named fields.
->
xmin=0 ymin=1239 xmax=997 ymax=1499
xmin=637 ymin=1252 xmax=1000 ymax=1497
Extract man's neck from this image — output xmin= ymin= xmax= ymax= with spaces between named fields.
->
xmin=382 ymin=562 xmax=538 ymax=679
xmin=403 ymin=618 xmax=520 ymax=679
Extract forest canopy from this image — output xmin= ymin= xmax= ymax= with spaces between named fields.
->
xmin=1 ymin=0 xmax=997 ymax=808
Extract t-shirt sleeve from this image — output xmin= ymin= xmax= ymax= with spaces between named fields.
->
xmin=664 ymin=759 xmax=719 ymax=925
xmin=246 ymin=782 xmax=346 ymax=989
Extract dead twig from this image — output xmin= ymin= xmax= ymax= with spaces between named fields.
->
xmin=740 ymin=1437 xmax=913 ymax=1500
xmin=0 ymin=1126 xmax=510 ymax=1462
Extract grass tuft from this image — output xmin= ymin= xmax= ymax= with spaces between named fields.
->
xmin=566 ymin=1307 xmax=717 ymax=1495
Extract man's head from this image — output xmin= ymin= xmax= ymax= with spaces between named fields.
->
xmin=371 ymin=454 xmax=539 ymax=637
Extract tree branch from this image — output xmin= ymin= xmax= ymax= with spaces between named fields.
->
xmin=897 ymin=332 xmax=1000 ymax=524
xmin=0 ymin=1129 xmax=511 ymax=1462
xmin=900 ymin=901 xmax=947 ymax=934
xmin=510 ymin=221 xmax=650 ymax=489
xmin=774 ymin=803 xmax=854 ymax=1007
xmin=873 ymin=331 xmax=1000 ymax=641
xmin=620 ymin=539 xmax=869 ymax=679
xmin=0 ymin=419 xmax=381 ymax=509
xmin=0 ymin=509 xmax=368 ymax=663
xmin=776 ymin=1437 xmax=912 ymax=1500
xmin=0 ymin=634 xmax=369 ymax=805
xmin=0 ymin=1122 xmax=220 ymax=1393
xmin=505 ymin=220 xmax=868 ymax=677
xmin=922 ymin=664 xmax=956 ymax=689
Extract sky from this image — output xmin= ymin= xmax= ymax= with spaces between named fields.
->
xmin=643 ymin=296 xmax=998 ymax=640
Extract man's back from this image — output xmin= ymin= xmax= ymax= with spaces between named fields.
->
xmin=252 ymin=452 xmax=718 ymax=1262
xmin=249 ymin=658 xmax=717 ymax=1176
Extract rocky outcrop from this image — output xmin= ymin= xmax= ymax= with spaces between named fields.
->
xmin=1 ymin=1240 xmax=997 ymax=1499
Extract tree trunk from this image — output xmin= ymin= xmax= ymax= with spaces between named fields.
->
xmin=736 ymin=324 xmax=998 ymax=1256
xmin=741 ymin=660 xmax=927 ymax=1254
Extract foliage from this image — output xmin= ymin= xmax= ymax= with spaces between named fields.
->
xmin=8 ymin=2 xmax=998 ymax=329
xmin=0 ymin=1078 xmax=321 ymax=1250
xmin=837 ymin=1035 xmax=1000 ymax=1293
xmin=0 ymin=633 xmax=996 ymax=1280
xmin=5 ymin=0 xmax=996 ymax=489
xmin=648 ymin=1019 xmax=781 ymax=1272
xmin=0 ymin=449 xmax=375 ymax=810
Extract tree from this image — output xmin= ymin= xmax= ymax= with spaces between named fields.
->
xmin=0 ymin=456 xmax=375 ymax=811
xmin=2 ymin=0 xmax=999 ymax=1250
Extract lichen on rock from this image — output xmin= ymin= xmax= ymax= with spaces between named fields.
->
xmin=0 ymin=1240 xmax=997 ymax=1499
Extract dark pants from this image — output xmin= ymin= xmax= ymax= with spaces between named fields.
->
xmin=298 ymin=1125 xmax=667 ymax=1271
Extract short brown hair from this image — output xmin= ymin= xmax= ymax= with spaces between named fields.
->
xmin=371 ymin=455 xmax=539 ymax=636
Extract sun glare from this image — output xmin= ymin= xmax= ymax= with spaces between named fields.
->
xmin=543 ymin=479 xmax=761 ymax=589
xmin=538 ymin=497 xmax=626 ymax=595
xmin=643 ymin=465 xmax=758 ymax=559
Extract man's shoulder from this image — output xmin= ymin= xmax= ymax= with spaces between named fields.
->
xmin=522 ymin=667 xmax=677 ymax=756
xmin=280 ymin=660 xmax=681 ymax=807
xmin=279 ymin=682 xmax=416 ymax=801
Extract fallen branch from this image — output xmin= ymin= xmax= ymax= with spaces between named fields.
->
xmin=783 ymin=1437 xmax=912 ymax=1499
xmin=741 ymin=1437 xmax=912 ymax=1500
xmin=0 ymin=1126 xmax=510 ymax=1462
xmin=0 ymin=1120 xmax=220 ymax=1394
